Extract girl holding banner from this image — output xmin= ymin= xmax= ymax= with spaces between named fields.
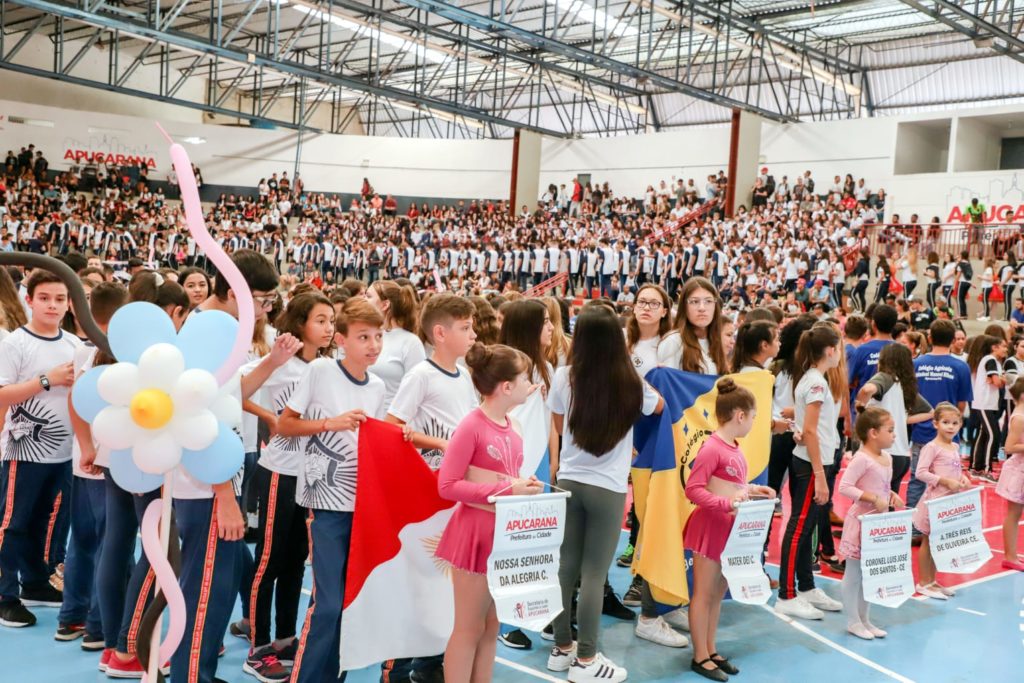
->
xmin=837 ymin=407 xmax=904 ymax=640
xmin=997 ymin=378 xmax=1024 ymax=571
xmin=684 ymin=378 xmax=774 ymax=682
xmin=435 ymin=343 xmax=543 ymax=683
xmin=913 ymin=403 xmax=972 ymax=596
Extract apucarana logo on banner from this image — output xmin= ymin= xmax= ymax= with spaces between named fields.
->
xmin=859 ymin=509 xmax=914 ymax=608
xmin=487 ymin=492 xmax=569 ymax=631
xmin=926 ymin=487 xmax=991 ymax=574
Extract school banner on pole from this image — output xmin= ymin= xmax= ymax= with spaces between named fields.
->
xmin=487 ymin=492 xmax=569 ymax=631
xmin=925 ymin=487 xmax=992 ymax=573
xmin=719 ymin=499 xmax=775 ymax=605
xmin=860 ymin=509 xmax=914 ymax=608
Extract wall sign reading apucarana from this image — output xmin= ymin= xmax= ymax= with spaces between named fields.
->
xmin=63 ymin=148 xmax=158 ymax=168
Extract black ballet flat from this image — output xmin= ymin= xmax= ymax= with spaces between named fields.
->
xmin=710 ymin=653 xmax=739 ymax=675
xmin=691 ymin=658 xmax=730 ymax=682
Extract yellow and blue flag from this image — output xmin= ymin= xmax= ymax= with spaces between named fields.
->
xmin=631 ymin=367 xmax=774 ymax=605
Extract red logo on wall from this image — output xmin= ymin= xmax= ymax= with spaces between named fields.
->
xmin=63 ymin=148 xmax=156 ymax=168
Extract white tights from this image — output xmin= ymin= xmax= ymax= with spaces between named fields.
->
xmin=841 ymin=558 xmax=871 ymax=629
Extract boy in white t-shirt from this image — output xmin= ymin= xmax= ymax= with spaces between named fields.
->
xmin=382 ymin=293 xmax=478 ymax=683
xmin=0 ymin=270 xmax=81 ymax=628
xmin=57 ymin=281 xmax=126 ymax=647
xmin=278 ymin=298 xmax=387 ymax=683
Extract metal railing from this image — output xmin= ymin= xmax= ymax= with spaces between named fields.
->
xmin=859 ymin=222 xmax=1023 ymax=260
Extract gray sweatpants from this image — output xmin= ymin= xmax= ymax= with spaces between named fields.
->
xmin=841 ymin=558 xmax=871 ymax=629
xmin=552 ymin=479 xmax=627 ymax=659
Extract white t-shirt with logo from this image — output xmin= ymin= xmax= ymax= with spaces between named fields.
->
xmin=630 ymin=335 xmax=660 ymax=378
xmin=287 ymin=359 xmax=386 ymax=512
xmin=547 ymin=366 xmax=660 ymax=493
xmin=972 ymin=354 xmax=1003 ymax=411
xmin=370 ymin=327 xmax=426 ymax=409
xmin=656 ymin=332 xmax=717 ymax=374
xmin=387 ymin=359 xmax=478 ymax=470
xmin=793 ymin=367 xmax=839 ymax=466
xmin=0 ymin=327 xmax=81 ymax=464
xmin=245 ymin=355 xmax=310 ymax=477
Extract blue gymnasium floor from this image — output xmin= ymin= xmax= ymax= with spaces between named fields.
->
xmin=6 ymin=529 xmax=1024 ymax=683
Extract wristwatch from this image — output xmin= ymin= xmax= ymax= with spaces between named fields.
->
xmin=39 ymin=374 xmax=51 ymax=391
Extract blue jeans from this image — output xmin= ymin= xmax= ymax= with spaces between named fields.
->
xmin=293 ymin=509 xmax=352 ymax=683
xmin=907 ymin=442 xmax=927 ymax=532
xmin=170 ymin=497 xmax=243 ymax=683
xmin=0 ymin=460 xmax=68 ymax=602
xmin=96 ymin=476 xmax=158 ymax=652
xmin=58 ymin=477 xmax=105 ymax=635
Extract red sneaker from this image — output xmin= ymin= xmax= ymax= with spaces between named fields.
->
xmin=99 ymin=648 xmax=113 ymax=672
xmin=106 ymin=655 xmax=170 ymax=679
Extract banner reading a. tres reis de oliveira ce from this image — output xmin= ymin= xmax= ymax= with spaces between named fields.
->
xmin=486 ymin=492 xmax=569 ymax=631
xmin=926 ymin=487 xmax=992 ymax=574
xmin=860 ymin=509 xmax=914 ymax=608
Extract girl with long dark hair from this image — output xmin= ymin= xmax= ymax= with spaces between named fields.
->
xmin=657 ymin=277 xmax=727 ymax=375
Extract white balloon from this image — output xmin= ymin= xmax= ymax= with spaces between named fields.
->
xmin=96 ymin=363 xmax=140 ymax=406
xmin=137 ymin=344 xmax=185 ymax=392
xmin=132 ymin=431 xmax=182 ymax=475
xmin=170 ymin=411 xmax=219 ymax=451
xmin=171 ymin=369 xmax=219 ymax=415
xmin=210 ymin=394 xmax=242 ymax=425
xmin=92 ymin=406 xmax=142 ymax=450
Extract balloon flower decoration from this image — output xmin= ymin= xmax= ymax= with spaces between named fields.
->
xmin=66 ymin=123 xmax=256 ymax=683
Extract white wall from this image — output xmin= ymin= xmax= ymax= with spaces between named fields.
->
xmin=0 ymin=99 xmax=511 ymax=199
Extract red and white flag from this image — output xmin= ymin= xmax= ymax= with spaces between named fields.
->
xmin=340 ymin=418 xmax=455 ymax=671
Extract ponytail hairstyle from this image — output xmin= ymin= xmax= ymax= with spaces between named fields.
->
xmin=128 ymin=270 xmax=189 ymax=329
xmin=770 ymin=314 xmax=816 ymax=377
xmin=792 ymin=324 xmax=841 ymax=390
xmin=499 ymin=299 xmax=551 ymax=389
xmin=567 ymin=307 xmax=643 ymax=455
xmin=464 ymin=342 xmax=530 ymax=396
xmin=714 ymin=377 xmax=756 ymax=424
xmin=855 ymin=406 xmax=893 ymax=443
xmin=370 ymin=279 xmax=418 ymax=333
xmin=877 ymin=342 xmax=918 ymax=410
xmin=626 ymin=283 xmax=671 ymax=350
xmin=1011 ymin=377 xmax=1024 ymax=402
xmin=817 ymin=321 xmax=849 ymax=402
xmin=732 ymin=319 xmax=778 ymax=372
xmin=274 ymin=292 xmax=335 ymax=357
xmin=671 ymin=277 xmax=727 ymax=374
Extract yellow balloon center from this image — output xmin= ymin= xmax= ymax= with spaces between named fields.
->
xmin=129 ymin=389 xmax=174 ymax=430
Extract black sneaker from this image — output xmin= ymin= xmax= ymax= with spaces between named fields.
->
xmin=825 ymin=558 xmax=846 ymax=574
xmin=55 ymin=622 xmax=86 ymax=641
xmin=409 ymin=668 xmax=445 ymax=683
xmin=498 ymin=629 xmax=532 ymax=650
xmin=541 ymin=621 xmax=577 ymax=642
xmin=81 ymin=632 xmax=105 ymax=651
xmin=242 ymin=645 xmax=290 ymax=683
xmin=0 ymin=601 xmax=36 ymax=628
xmin=622 ymin=577 xmax=642 ymax=607
xmin=273 ymin=639 xmax=298 ymax=665
xmin=602 ymin=586 xmax=636 ymax=621
xmin=230 ymin=619 xmax=251 ymax=641
xmin=20 ymin=584 xmax=62 ymax=608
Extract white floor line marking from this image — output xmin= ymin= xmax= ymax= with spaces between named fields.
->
xmin=301 ymin=588 xmax=312 ymax=595
xmin=956 ymin=607 xmax=986 ymax=616
xmin=494 ymin=656 xmax=564 ymax=682
xmin=759 ymin=605 xmax=916 ymax=683
xmin=939 ymin=569 xmax=1015 ymax=592
xmin=981 ymin=520 xmax=1024 ymax=533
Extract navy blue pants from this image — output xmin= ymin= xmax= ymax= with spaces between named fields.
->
xmin=48 ymin=463 xmax=72 ymax=572
xmin=0 ymin=460 xmax=68 ymax=603
xmin=293 ymin=509 xmax=351 ymax=683
xmin=96 ymin=477 xmax=158 ymax=652
xmin=170 ymin=497 xmax=243 ymax=683
xmin=58 ymin=476 xmax=105 ymax=635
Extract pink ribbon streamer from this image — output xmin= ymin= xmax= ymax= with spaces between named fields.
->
xmin=157 ymin=123 xmax=254 ymax=384
xmin=140 ymin=499 xmax=186 ymax=683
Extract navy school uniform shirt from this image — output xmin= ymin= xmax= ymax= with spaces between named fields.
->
xmin=848 ymin=338 xmax=893 ymax=401
xmin=910 ymin=353 xmax=973 ymax=444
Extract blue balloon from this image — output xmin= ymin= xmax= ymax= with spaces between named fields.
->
xmin=107 ymin=302 xmax=178 ymax=365
xmin=174 ymin=310 xmax=238 ymax=374
xmin=181 ymin=424 xmax=244 ymax=485
xmin=71 ymin=366 xmax=108 ymax=422
xmin=109 ymin=449 xmax=164 ymax=494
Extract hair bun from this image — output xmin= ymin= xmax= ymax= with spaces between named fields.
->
xmin=464 ymin=342 xmax=491 ymax=370
xmin=716 ymin=377 xmax=737 ymax=394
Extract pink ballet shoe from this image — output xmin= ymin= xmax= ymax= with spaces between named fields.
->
xmin=1002 ymin=559 xmax=1024 ymax=571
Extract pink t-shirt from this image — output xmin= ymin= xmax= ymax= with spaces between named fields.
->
xmin=438 ymin=408 xmax=524 ymax=505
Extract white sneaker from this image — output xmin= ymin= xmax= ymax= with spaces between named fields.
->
xmin=635 ymin=616 xmax=689 ymax=648
xmin=568 ymin=652 xmax=628 ymax=683
xmin=799 ymin=587 xmax=842 ymax=612
xmin=916 ymin=583 xmax=948 ymax=600
xmin=662 ymin=607 xmax=690 ymax=632
xmin=847 ymin=623 xmax=874 ymax=640
xmin=774 ymin=595 xmax=824 ymax=620
xmin=547 ymin=643 xmax=576 ymax=672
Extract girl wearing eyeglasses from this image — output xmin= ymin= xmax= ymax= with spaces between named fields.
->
xmin=627 ymin=284 xmax=671 ymax=379
xmin=657 ymin=276 xmax=728 ymax=375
